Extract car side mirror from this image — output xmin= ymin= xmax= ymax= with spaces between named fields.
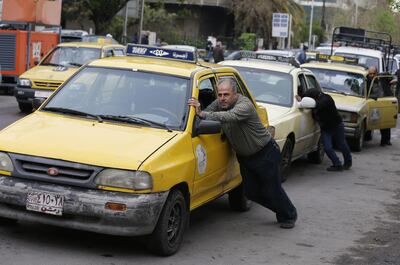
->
xmin=32 ymin=97 xmax=46 ymax=110
xmin=192 ymin=119 xmax=221 ymax=137
xmin=34 ymin=60 xmax=39 ymax=66
xmin=298 ymin=97 xmax=316 ymax=108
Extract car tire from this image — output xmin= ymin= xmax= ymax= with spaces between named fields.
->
xmin=18 ymin=102 xmax=33 ymax=113
xmin=228 ymin=183 xmax=251 ymax=212
xmin=0 ymin=217 xmax=17 ymax=225
xmin=349 ymin=122 xmax=365 ymax=152
xmin=280 ymin=138 xmax=293 ymax=182
xmin=148 ymin=189 xmax=188 ymax=256
xmin=307 ymin=137 xmax=324 ymax=164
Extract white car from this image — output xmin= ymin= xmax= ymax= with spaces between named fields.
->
xmin=220 ymin=58 xmax=324 ymax=181
xmin=334 ymin=47 xmax=386 ymax=73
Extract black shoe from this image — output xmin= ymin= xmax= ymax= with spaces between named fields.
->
xmin=326 ymin=165 xmax=343 ymax=171
xmin=386 ymin=142 xmax=392 ymax=146
xmin=343 ymin=160 xmax=352 ymax=170
xmin=381 ymin=142 xmax=392 ymax=146
xmin=279 ymin=216 xmax=297 ymax=229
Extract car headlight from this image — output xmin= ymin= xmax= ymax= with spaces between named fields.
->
xmin=18 ymin=78 xmax=32 ymax=87
xmin=0 ymin=152 xmax=14 ymax=174
xmin=95 ymin=169 xmax=153 ymax=191
xmin=339 ymin=111 xmax=358 ymax=123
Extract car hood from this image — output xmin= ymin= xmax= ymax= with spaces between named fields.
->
xmin=327 ymin=93 xmax=365 ymax=112
xmin=0 ymin=112 xmax=177 ymax=170
xmin=257 ymin=102 xmax=291 ymax=125
xmin=20 ymin=65 xmax=78 ymax=82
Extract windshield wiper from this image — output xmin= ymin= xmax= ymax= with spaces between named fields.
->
xmin=322 ymin=87 xmax=346 ymax=95
xmin=99 ymin=115 xmax=172 ymax=131
xmin=68 ymin=62 xmax=83 ymax=67
xmin=42 ymin=107 xmax=103 ymax=122
xmin=42 ymin=63 xmax=64 ymax=67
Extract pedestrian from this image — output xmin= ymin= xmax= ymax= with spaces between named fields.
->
xmin=212 ymin=41 xmax=224 ymax=63
xmin=302 ymin=88 xmax=352 ymax=171
xmin=205 ymin=38 xmax=213 ymax=62
xmin=367 ymin=66 xmax=392 ymax=146
xmin=188 ymin=78 xmax=297 ymax=229
xmin=297 ymin=45 xmax=308 ymax=64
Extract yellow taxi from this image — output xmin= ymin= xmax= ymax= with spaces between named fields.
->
xmin=0 ymin=45 xmax=268 ymax=256
xmin=14 ymin=41 xmax=125 ymax=112
xmin=302 ymin=55 xmax=398 ymax=151
xmin=221 ymin=52 xmax=324 ymax=181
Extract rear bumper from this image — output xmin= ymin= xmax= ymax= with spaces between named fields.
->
xmin=0 ymin=176 xmax=169 ymax=236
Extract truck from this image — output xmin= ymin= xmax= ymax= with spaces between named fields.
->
xmin=0 ymin=0 xmax=61 ymax=94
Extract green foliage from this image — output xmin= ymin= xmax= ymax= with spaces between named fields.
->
xmin=294 ymin=20 xmax=325 ymax=48
xmin=373 ymin=8 xmax=396 ymax=34
xmin=238 ymin=33 xmax=257 ymax=50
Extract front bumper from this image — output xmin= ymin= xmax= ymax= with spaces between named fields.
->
xmin=0 ymin=176 xmax=169 ymax=236
xmin=14 ymin=87 xmax=53 ymax=103
xmin=343 ymin=122 xmax=361 ymax=139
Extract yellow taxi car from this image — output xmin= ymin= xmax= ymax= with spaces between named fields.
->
xmin=14 ymin=41 xmax=125 ymax=112
xmin=221 ymin=52 xmax=324 ymax=181
xmin=302 ymin=55 xmax=398 ymax=151
xmin=0 ymin=45 xmax=268 ymax=256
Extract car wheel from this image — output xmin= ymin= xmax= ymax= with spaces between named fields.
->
xmin=148 ymin=189 xmax=188 ymax=256
xmin=0 ymin=217 xmax=17 ymax=225
xmin=228 ymin=183 xmax=251 ymax=212
xmin=18 ymin=102 xmax=33 ymax=113
xmin=280 ymin=138 xmax=293 ymax=182
xmin=307 ymin=137 xmax=324 ymax=164
xmin=349 ymin=122 xmax=365 ymax=152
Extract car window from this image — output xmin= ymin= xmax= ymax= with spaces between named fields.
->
xmin=232 ymin=66 xmax=293 ymax=107
xmin=199 ymin=77 xmax=217 ymax=110
xmin=334 ymin=52 xmax=380 ymax=71
xmin=45 ymin=67 xmax=190 ymax=130
xmin=297 ymin=74 xmax=307 ymax=97
xmin=304 ymin=67 xmax=366 ymax=96
xmin=41 ymin=47 xmax=101 ymax=67
xmin=113 ymin=49 xmax=125 ymax=56
xmin=305 ymin=75 xmax=320 ymax=90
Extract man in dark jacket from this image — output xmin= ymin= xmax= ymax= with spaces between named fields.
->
xmin=212 ymin=41 xmax=224 ymax=63
xmin=303 ymin=88 xmax=352 ymax=171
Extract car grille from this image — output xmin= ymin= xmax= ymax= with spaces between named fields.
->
xmin=9 ymin=153 xmax=103 ymax=188
xmin=33 ymin=81 xmax=63 ymax=89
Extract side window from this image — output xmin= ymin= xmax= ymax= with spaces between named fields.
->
xmin=305 ymin=74 xmax=321 ymax=90
xmin=104 ymin=49 xmax=114 ymax=58
xmin=198 ymin=77 xmax=217 ymax=110
xmin=297 ymin=74 xmax=307 ymax=97
xmin=113 ymin=49 xmax=125 ymax=56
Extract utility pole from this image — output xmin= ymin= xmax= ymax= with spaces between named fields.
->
xmin=321 ymin=0 xmax=326 ymax=30
xmin=122 ymin=2 xmax=129 ymax=44
xmin=354 ymin=0 xmax=359 ymax=27
xmin=308 ymin=0 xmax=314 ymax=49
xmin=138 ymin=0 xmax=145 ymax=44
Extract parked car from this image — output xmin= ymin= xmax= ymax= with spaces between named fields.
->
xmin=0 ymin=44 xmax=269 ymax=256
xmin=302 ymin=55 xmax=398 ymax=151
xmin=15 ymin=41 xmax=126 ymax=112
xmin=221 ymin=53 xmax=324 ymax=181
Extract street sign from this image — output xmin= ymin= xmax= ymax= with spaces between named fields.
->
xmin=272 ymin=13 xmax=289 ymax=38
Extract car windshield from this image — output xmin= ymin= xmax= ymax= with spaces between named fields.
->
xmin=334 ymin=52 xmax=379 ymax=70
xmin=305 ymin=68 xmax=366 ymax=96
xmin=43 ymin=67 xmax=190 ymax=130
xmin=234 ymin=66 xmax=293 ymax=107
xmin=41 ymin=47 xmax=101 ymax=67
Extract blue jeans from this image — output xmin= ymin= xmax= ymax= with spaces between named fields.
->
xmin=237 ymin=140 xmax=297 ymax=222
xmin=321 ymin=123 xmax=352 ymax=167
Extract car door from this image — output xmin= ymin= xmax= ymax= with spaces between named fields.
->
xmin=190 ymin=74 xmax=233 ymax=209
xmin=366 ymin=76 xmax=398 ymax=130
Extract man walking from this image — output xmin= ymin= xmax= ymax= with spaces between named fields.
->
xmin=302 ymin=88 xmax=352 ymax=171
xmin=188 ymin=78 xmax=297 ymax=228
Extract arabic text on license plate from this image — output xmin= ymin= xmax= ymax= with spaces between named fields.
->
xmin=34 ymin=90 xmax=52 ymax=98
xmin=26 ymin=191 xmax=64 ymax=216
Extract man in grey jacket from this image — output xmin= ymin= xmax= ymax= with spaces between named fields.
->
xmin=188 ymin=78 xmax=297 ymax=228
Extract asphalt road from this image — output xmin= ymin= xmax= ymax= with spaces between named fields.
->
xmin=0 ymin=95 xmax=399 ymax=265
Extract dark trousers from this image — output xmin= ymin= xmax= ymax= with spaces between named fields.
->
xmin=321 ymin=122 xmax=352 ymax=167
xmin=380 ymin=128 xmax=391 ymax=144
xmin=237 ymin=140 xmax=297 ymax=222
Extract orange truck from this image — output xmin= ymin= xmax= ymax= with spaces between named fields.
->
xmin=0 ymin=0 xmax=61 ymax=93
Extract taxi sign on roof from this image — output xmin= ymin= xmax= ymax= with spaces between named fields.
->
xmin=316 ymin=53 xmax=359 ymax=64
xmin=126 ymin=44 xmax=197 ymax=63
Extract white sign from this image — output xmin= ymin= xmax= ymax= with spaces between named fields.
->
xmin=0 ymin=0 xmax=3 ymax=20
xmin=272 ymin=13 xmax=289 ymax=38
xmin=195 ymin=144 xmax=207 ymax=175
xmin=32 ymin=42 xmax=42 ymax=60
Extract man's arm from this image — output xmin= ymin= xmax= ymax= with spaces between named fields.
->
xmin=202 ymin=98 xmax=254 ymax=123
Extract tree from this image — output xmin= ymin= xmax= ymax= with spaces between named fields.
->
xmin=230 ymin=0 xmax=303 ymax=48
xmin=62 ymin=0 xmax=130 ymax=35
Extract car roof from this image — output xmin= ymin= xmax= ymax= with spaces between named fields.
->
xmin=220 ymin=60 xmax=299 ymax=74
xmin=87 ymin=56 xmax=224 ymax=78
xmin=334 ymin=47 xmax=384 ymax=57
xmin=301 ymin=61 xmax=368 ymax=75
xmin=57 ymin=42 xmax=124 ymax=49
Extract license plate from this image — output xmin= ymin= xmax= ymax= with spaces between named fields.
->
xmin=26 ymin=191 xmax=64 ymax=216
xmin=34 ymin=90 xmax=53 ymax=98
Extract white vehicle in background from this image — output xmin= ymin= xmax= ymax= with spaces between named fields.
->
xmin=315 ymin=46 xmax=336 ymax=55
xmin=334 ymin=47 xmax=386 ymax=73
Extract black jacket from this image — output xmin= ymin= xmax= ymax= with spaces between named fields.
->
xmin=304 ymin=89 xmax=342 ymax=131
